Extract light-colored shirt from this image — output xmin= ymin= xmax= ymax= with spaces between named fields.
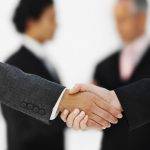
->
xmin=22 ymin=35 xmax=65 ymax=120
xmin=119 ymin=34 xmax=150 ymax=81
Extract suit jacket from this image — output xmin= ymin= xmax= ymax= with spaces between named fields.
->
xmin=94 ymin=46 xmax=150 ymax=150
xmin=0 ymin=62 xmax=64 ymax=123
xmin=1 ymin=46 xmax=65 ymax=150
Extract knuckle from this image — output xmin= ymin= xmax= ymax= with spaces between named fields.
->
xmin=74 ymin=117 xmax=80 ymax=122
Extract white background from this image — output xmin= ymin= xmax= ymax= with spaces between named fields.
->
xmin=0 ymin=0 xmax=150 ymax=150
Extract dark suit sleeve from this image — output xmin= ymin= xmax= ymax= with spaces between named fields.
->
xmin=0 ymin=62 xmax=65 ymax=124
xmin=115 ymin=78 xmax=150 ymax=131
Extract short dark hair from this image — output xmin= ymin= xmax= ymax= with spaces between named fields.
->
xmin=13 ymin=0 xmax=54 ymax=33
xmin=133 ymin=0 xmax=148 ymax=13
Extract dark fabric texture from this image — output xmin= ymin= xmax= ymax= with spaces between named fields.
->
xmin=94 ymin=47 xmax=150 ymax=150
xmin=1 ymin=46 xmax=65 ymax=150
xmin=115 ymin=79 xmax=150 ymax=130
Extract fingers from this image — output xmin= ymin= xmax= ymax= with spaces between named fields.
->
xmin=69 ymin=84 xmax=87 ymax=95
xmin=65 ymin=110 xmax=87 ymax=130
xmin=80 ymin=115 xmax=88 ymax=130
xmin=62 ymin=109 xmax=88 ymax=130
xmin=69 ymin=84 xmax=106 ymax=98
xmin=62 ymin=109 xmax=112 ymax=130
xmin=72 ymin=84 xmax=101 ymax=96
xmin=92 ymin=105 xmax=118 ymax=124
xmin=89 ymin=113 xmax=111 ymax=128
xmin=66 ymin=109 xmax=80 ymax=127
xmin=69 ymin=85 xmax=81 ymax=94
xmin=60 ymin=109 xmax=69 ymax=122
xmin=87 ymin=119 xmax=103 ymax=130
xmin=94 ymin=97 xmax=123 ymax=119
xmin=72 ymin=111 xmax=86 ymax=130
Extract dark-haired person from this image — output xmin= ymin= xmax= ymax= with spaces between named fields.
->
xmin=93 ymin=0 xmax=150 ymax=150
xmin=2 ymin=0 xmax=65 ymax=150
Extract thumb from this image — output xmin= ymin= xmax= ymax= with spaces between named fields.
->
xmin=69 ymin=84 xmax=87 ymax=95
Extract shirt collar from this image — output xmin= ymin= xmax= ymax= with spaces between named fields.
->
xmin=123 ymin=34 xmax=150 ymax=59
xmin=119 ymin=34 xmax=150 ymax=81
xmin=22 ymin=35 xmax=46 ymax=60
xmin=121 ymin=34 xmax=150 ymax=64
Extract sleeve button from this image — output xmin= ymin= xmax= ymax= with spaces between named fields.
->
xmin=39 ymin=109 xmax=46 ymax=115
xmin=27 ymin=104 xmax=33 ymax=110
xmin=21 ymin=102 xmax=27 ymax=108
xmin=33 ymin=107 xmax=39 ymax=113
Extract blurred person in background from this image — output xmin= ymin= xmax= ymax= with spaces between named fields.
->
xmin=93 ymin=0 xmax=150 ymax=150
xmin=1 ymin=0 xmax=65 ymax=150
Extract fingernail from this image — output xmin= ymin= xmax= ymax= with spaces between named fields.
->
xmin=102 ymin=127 xmax=106 ymax=130
xmin=74 ymin=109 xmax=80 ymax=114
xmin=114 ymin=120 xmax=118 ymax=124
xmin=107 ymin=123 xmax=111 ymax=128
xmin=80 ymin=111 xmax=85 ymax=116
xmin=67 ymin=123 xmax=72 ymax=128
xmin=117 ymin=114 xmax=123 ymax=119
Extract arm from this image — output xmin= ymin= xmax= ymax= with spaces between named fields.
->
xmin=0 ymin=62 xmax=121 ymax=128
xmin=0 ymin=62 xmax=65 ymax=124
xmin=115 ymin=78 xmax=150 ymax=130
xmin=65 ymin=79 xmax=150 ymax=131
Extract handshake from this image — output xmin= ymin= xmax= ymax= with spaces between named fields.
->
xmin=58 ymin=84 xmax=123 ymax=131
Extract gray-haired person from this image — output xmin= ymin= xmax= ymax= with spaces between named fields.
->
xmin=92 ymin=0 xmax=149 ymax=150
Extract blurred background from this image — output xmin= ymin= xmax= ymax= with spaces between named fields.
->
xmin=0 ymin=0 xmax=150 ymax=150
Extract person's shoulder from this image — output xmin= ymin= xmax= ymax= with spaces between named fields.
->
xmin=5 ymin=46 xmax=31 ymax=65
xmin=95 ymin=50 xmax=120 ymax=72
xmin=6 ymin=46 xmax=32 ymax=62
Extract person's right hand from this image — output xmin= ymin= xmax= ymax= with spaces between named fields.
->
xmin=59 ymin=89 xmax=122 ymax=129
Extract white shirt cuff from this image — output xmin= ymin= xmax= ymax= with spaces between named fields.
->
xmin=50 ymin=88 xmax=67 ymax=120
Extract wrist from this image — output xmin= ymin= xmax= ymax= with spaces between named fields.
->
xmin=58 ymin=89 xmax=70 ymax=112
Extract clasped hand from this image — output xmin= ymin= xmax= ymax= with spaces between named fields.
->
xmin=59 ymin=84 xmax=123 ymax=131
